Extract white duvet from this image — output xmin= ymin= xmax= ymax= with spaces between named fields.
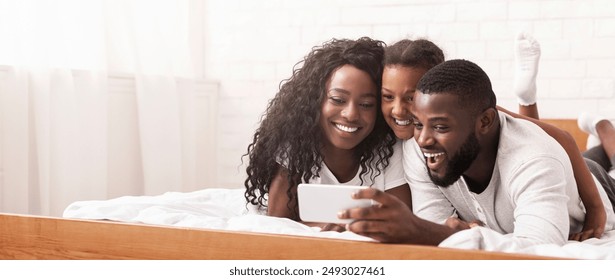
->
xmin=63 ymin=188 xmax=615 ymax=259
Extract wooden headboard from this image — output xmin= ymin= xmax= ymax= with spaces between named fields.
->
xmin=542 ymin=119 xmax=588 ymax=152
xmin=0 ymin=213 xmax=558 ymax=260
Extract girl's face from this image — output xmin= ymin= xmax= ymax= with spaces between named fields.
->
xmin=319 ymin=64 xmax=378 ymax=151
xmin=381 ymin=65 xmax=428 ymax=140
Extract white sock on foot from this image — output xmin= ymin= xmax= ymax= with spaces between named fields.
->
xmin=578 ymin=112 xmax=606 ymax=138
xmin=513 ymin=32 xmax=541 ymax=106
xmin=586 ymin=134 xmax=601 ymax=150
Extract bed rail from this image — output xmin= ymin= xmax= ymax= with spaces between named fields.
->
xmin=0 ymin=213 xmax=557 ymax=260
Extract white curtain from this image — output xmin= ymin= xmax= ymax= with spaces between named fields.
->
xmin=0 ymin=0 xmax=212 ymax=216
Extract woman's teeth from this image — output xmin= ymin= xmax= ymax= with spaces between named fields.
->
xmin=394 ymin=119 xmax=411 ymax=126
xmin=335 ymin=123 xmax=358 ymax=133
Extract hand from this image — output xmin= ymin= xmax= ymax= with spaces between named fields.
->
xmin=569 ymin=206 xmax=606 ymax=241
xmin=320 ymin=223 xmax=346 ymax=232
xmin=444 ymin=217 xmax=483 ymax=231
xmin=303 ymin=222 xmax=346 ymax=232
xmin=337 ymin=188 xmax=420 ymax=244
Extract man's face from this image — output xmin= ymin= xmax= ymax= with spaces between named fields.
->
xmin=411 ymin=92 xmax=480 ymax=187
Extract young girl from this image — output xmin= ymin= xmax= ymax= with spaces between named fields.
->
xmin=244 ymin=37 xmax=411 ymax=231
xmin=379 ymin=35 xmax=608 ymax=241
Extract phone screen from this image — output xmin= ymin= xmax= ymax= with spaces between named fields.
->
xmin=297 ymin=184 xmax=372 ymax=224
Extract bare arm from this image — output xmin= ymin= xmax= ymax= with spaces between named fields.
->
xmin=498 ymin=106 xmax=606 ymax=240
xmin=267 ymin=166 xmax=298 ymax=220
xmin=385 ymin=183 xmax=412 ymax=210
xmin=268 ymin=166 xmax=346 ymax=232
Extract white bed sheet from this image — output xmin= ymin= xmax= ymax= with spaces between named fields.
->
xmin=63 ymin=188 xmax=615 ymax=259
xmin=63 ymin=188 xmax=372 ymax=241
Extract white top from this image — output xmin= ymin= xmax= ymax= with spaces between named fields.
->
xmin=404 ymin=112 xmax=615 ymax=248
xmin=306 ymin=141 xmax=406 ymax=191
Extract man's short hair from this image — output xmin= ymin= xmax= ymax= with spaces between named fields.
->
xmin=416 ymin=59 xmax=496 ymax=116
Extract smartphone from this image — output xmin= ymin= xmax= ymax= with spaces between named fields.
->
xmin=297 ymin=183 xmax=372 ymax=224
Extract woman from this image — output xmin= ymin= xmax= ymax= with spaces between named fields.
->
xmin=244 ymin=37 xmax=411 ymax=231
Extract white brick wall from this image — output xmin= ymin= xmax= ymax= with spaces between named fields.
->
xmin=204 ymin=0 xmax=615 ymax=188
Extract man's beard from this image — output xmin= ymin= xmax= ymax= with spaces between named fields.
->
xmin=428 ymin=132 xmax=480 ymax=187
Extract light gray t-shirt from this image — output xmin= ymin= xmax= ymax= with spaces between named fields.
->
xmin=404 ymin=112 xmax=615 ymax=247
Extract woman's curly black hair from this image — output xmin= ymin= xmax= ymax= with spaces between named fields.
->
xmin=243 ymin=37 xmax=397 ymax=218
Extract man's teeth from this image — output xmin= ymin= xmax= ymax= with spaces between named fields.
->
xmin=336 ymin=123 xmax=358 ymax=133
xmin=424 ymin=152 xmax=444 ymax=158
xmin=424 ymin=152 xmax=444 ymax=162
xmin=394 ymin=119 xmax=411 ymax=126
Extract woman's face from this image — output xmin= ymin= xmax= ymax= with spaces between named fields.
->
xmin=381 ymin=65 xmax=428 ymax=140
xmin=319 ymin=64 xmax=378 ymax=152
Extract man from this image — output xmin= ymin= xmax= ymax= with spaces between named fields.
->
xmin=339 ymin=59 xmax=615 ymax=248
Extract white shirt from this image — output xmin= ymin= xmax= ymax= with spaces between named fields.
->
xmin=307 ymin=141 xmax=406 ymax=191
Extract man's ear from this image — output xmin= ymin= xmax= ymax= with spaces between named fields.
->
xmin=476 ymin=108 xmax=497 ymax=135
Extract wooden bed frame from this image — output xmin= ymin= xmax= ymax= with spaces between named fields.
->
xmin=0 ymin=119 xmax=583 ymax=260
xmin=542 ymin=119 xmax=588 ymax=152
xmin=0 ymin=213 xmax=557 ymax=260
